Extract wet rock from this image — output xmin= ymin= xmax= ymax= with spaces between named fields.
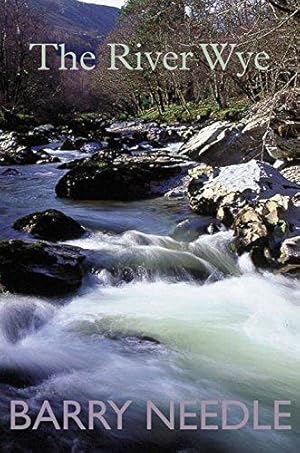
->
xmin=0 ymin=240 xmax=85 ymax=296
xmin=13 ymin=209 xmax=85 ymax=242
xmin=108 ymin=332 xmax=161 ymax=346
xmin=278 ymin=236 xmax=300 ymax=274
xmin=188 ymin=160 xmax=300 ymax=269
xmin=232 ymin=197 xmax=289 ymax=267
xmin=171 ymin=217 xmax=223 ymax=242
xmin=59 ymin=136 xmax=88 ymax=151
xmin=36 ymin=150 xmax=61 ymax=164
xmin=1 ymin=168 xmax=21 ymax=176
xmin=80 ymin=141 xmax=107 ymax=153
xmin=56 ymin=151 xmax=193 ymax=201
xmin=164 ymin=175 xmax=190 ymax=199
xmin=58 ymin=149 xmax=124 ymax=170
xmin=0 ymin=147 xmax=60 ymax=166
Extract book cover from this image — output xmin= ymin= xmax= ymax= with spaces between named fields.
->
xmin=0 ymin=0 xmax=299 ymax=451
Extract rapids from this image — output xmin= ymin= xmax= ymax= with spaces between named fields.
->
xmin=0 ymin=160 xmax=299 ymax=452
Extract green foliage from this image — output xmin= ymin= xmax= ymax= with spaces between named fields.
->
xmin=139 ymin=99 xmax=250 ymax=124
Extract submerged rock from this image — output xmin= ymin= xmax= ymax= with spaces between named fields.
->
xmin=171 ymin=217 xmax=223 ymax=242
xmin=0 ymin=240 xmax=85 ymax=296
xmin=56 ymin=151 xmax=193 ymax=201
xmin=1 ymin=168 xmax=21 ymax=176
xmin=13 ymin=209 xmax=85 ymax=242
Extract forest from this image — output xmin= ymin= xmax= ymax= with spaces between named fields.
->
xmin=0 ymin=0 xmax=298 ymax=123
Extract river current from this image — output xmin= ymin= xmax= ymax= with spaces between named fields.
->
xmin=0 ymin=155 xmax=299 ymax=452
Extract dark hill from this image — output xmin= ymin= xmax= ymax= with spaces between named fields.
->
xmin=28 ymin=0 xmax=119 ymax=51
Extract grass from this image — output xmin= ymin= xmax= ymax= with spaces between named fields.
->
xmin=139 ymin=99 xmax=250 ymax=124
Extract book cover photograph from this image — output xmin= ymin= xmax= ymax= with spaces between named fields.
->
xmin=0 ymin=0 xmax=299 ymax=451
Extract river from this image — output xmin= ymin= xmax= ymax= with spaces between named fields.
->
xmin=0 ymin=155 xmax=299 ymax=452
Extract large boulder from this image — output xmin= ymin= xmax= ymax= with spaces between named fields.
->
xmin=188 ymin=160 xmax=300 ymax=270
xmin=179 ymin=106 xmax=271 ymax=166
xmin=179 ymin=97 xmax=287 ymax=166
xmin=188 ymin=160 xmax=298 ymax=219
xmin=0 ymin=240 xmax=85 ymax=296
xmin=13 ymin=209 xmax=85 ymax=242
xmin=56 ymin=151 xmax=193 ymax=201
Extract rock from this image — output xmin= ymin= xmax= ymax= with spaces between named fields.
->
xmin=188 ymin=160 xmax=300 ymax=269
xmin=80 ymin=141 xmax=108 ymax=153
xmin=179 ymin=99 xmax=276 ymax=166
xmin=180 ymin=121 xmax=233 ymax=161
xmin=0 ymin=147 xmax=37 ymax=165
xmin=59 ymin=136 xmax=88 ymax=151
xmin=164 ymin=175 xmax=190 ymax=199
xmin=59 ymin=138 xmax=77 ymax=151
xmin=105 ymin=121 xmax=182 ymax=150
xmin=166 ymin=164 xmax=217 ymax=200
xmin=171 ymin=217 xmax=223 ymax=242
xmin=106 ymin=121 xmax=150 ymax=148
xmin=188 ymin=160 xmax=299 ymax=221
xmin=232 ymin=197 xmax=289 ymax=267
xmin=0 ymin=240 xmax=85 ymax=296
xmin=57 ymin=149 xmax=124 ymax=170
xmin=56 ymin=151 xmax=193 ymax=201
xmin=62 ymin=114 xmax=108 ymax=137
xmin=13 ymin=209 xmax=85 ymax=242
xmin=1 ymin=168 xmax=21 ymax=176
xmin=0 ymin=131 xmax=18 ymax=152
xmin=279 ymin=160 xmax=300 ymax=184
xmin=265 ymin=89 xmax=300 ymax=160
xmin=278 ymin=236 xmax=300 ymax=274
xmin=0 ymin=127 xmax=55 ymax=151
xmin=147 ymin=126 xmax=181 ymax=144
xmin=36 ymin=150 xmax=61 ymax=164
xmin=33 ymin=124 xmax=55 ymax=135
xmin=0 ymin=146 xmax=60 ymax=166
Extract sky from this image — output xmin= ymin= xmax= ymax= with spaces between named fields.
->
xmin=79 ymin=0 xmax=125 ymax=8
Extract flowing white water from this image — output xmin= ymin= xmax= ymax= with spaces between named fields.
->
xmin=0 ymin=160 xmax=299 ymax=451
xmin=0 ymin=229 xmax=299 ymax=451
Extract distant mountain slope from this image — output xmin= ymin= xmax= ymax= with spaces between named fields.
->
xmin=28 ymin=0 xmax=119 ymax=51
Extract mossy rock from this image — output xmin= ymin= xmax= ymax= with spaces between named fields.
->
xmin=13 ymin=209 xmax=85 ymax=242
xmin=0 ymin=240 xmax=85 ymax=297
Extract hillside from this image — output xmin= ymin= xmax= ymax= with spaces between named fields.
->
xmin=28 ymin=0 xmax=119 ymax=51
